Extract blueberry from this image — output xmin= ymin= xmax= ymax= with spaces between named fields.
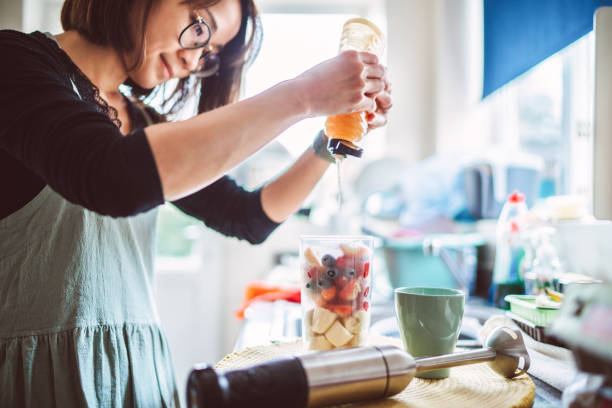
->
xmin=325 ymin=267 xmax=339 ymax=280
xmin=342 ymin=267 xmax=356 ymax=279
xmin=305 ymin=280 xmax=315 ymax=290
xmin=321 ymin=254 xmax=336 ymax=267
xmin=318 ymin=277 xmax=334 ymax=289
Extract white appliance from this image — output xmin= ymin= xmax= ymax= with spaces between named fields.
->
xmin=553 ymin=220 xmax=612 ymax=283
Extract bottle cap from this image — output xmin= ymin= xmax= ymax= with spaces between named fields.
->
xmin=508 ymin=190 xmax=526 ymax=203
xmin=341 ymin=18 xmax=385 ymax=57
xmin=328 ymin=139 xmax=364 ymax=158
xmin=343 ymin=18 xmax=384 ymax=40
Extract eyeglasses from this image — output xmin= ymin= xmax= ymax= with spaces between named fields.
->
xmin=179 ymin=16 xmax=212 ymax=49
xmin=178 ymin=16 xmax=221 ymax=78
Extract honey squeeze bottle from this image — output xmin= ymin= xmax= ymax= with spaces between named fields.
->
xmin=326 ymin=18 xmax=385 ymax=218
xmin=326 ymin=18 xmax=385 ymax=159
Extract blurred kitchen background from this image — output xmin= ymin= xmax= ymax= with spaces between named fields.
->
xmin=3 ymin=0 xmax=612 ymax=397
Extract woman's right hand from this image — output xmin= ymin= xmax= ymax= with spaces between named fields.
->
xmin=292 ymin=50 xmax=387 ymax=118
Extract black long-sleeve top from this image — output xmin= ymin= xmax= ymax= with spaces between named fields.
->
xmin=0 ymin=30 xmax=279 ymax=244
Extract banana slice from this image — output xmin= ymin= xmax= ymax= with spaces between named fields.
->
xmin=339 ymin=243 xmax=371 ymax=258
xmin=308 ymin=335 xmax=333 ymax=351
xmin=303 ymin=308 xmax=314 ymax=333
xmin=348 ymin=332 xmax=365 ymax=347
xmin=304 ymin=247 xmax=322 ymax=267
xmin=312 ymin=306 xmax=337 ymax=334
xmin=324 ymin=320 xmax=354 ymax=347
xmin=343 ymin=310 xmax=370 ymax=334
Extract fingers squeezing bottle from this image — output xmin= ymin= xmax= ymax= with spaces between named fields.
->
xmin=326 ymin=18 xmax=385 ymax=158
xmin=301 ymin=236 xmax=373 ymax=350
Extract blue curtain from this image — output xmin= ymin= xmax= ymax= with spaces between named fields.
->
xmin=483 ymin=0 xmax=612 ymax=98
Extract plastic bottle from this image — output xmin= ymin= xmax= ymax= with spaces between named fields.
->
xmin=326 ymin=18 xmax=385 ymax=158
xmin=523 ymin=227 xmax=563 ymax=295
xmin=490 ymin=191 xmax=528 ymax=308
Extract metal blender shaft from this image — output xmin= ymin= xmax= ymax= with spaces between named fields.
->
xmin=415 ymin=349 xmax=497 ymax=373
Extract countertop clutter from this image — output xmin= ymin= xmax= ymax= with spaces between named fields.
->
xmin=234 ymin=297 xmax=565 ymax=407
xmin=225 ymin=215 xmax=612 ymax=407
xmin=222 ymin=332 xmax=536 ymax=408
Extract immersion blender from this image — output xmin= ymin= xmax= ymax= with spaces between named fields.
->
xmin=186 ymin=326 xmax=530 ymax=407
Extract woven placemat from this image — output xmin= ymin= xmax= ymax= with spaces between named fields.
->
xmin=217 ymin=335 xmax=535 ymax=408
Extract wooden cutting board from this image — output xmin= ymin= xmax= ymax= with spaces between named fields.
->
xmin=216 ymin=335 xmax=535 ymax=408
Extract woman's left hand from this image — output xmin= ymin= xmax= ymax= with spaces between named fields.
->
xmin=366 ymin=65 xmax=392 ymax=131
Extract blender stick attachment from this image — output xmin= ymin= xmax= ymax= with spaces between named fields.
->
xmin=414 ymin=326 xmax=531 ymax=379
xmin=186 ymin=327 xmax=530 ymax=408
xmin=415 ymin=349 xmax=496 ymax=373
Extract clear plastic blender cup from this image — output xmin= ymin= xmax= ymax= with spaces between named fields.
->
xmin=300 ymin=235 xmax=374 ymax=351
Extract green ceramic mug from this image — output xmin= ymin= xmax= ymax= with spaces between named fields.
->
xmin=394 ymin=287 xmax=465 ymax=379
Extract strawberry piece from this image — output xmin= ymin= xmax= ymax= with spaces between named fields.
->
xmin=335 ymin=255 xmax=351 ymax=270
xmin=334 ymin=275 xmax=349 ymax=289
xmin=306 ymin=266 xmax=318 ymax=279
xmin=361 ymin=262 xmax=370 ymax=279
xmin=355 ymin=293 xmax=364 ymax=309
xmin=355 ymin=261 xmax=364 ymax=278
xmin=363 ymin=286 xmax=370 ymax=298
xmin=321 ymin=286 xmax=337 ymax=301
xmin=355 ymin=261 xmax=365 ymax=278
xmin=362 ymin=301 xmax=369 ymax=312
xmin=316 ymin=297 xmax=329 ymax=308
xmin=338 ymin=280 xmax=360 ymax=301
xmin=328 ymin=304 xmax=354 ymax=317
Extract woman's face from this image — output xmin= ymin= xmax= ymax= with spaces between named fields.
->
xmin=128 ymin=0 xmax=242 ymax=88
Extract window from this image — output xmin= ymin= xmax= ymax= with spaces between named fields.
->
xmin=486 ymin=33 xmax=594 ymax=201
xmin=516 ymin=52 xmax=565 ymax=197
xmin=244 ymin=13 xmax=361 ymax=157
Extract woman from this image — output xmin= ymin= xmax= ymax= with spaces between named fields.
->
xmin=0 ymin=0 xmax=392 ymax=406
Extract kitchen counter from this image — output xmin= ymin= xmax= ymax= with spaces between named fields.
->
xmin=235 ymin=297 xmax=564 ymax=407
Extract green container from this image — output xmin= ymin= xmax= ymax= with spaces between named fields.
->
xmin=504 ymin=295 xmax=560 ymax=327
xmin=382 ymin=233 xmax=484 ymax=290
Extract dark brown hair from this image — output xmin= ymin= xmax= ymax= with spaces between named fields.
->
xmin=60 ymin=0 xmax=261 ymax=118
xmin=197 ymin=0 xmax=260 ymax=113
